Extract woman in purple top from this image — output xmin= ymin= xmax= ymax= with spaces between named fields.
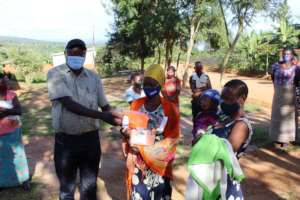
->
xmin=270 ymin=47 xmax=299 ymax=148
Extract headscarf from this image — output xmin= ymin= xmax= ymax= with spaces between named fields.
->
xmin=202 ymin=89 xmax=221 ymax=105
xmin=144 ymin=64 xmax=165 ymax=86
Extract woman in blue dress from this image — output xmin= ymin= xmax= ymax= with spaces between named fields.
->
xmin=0 ymin=75 xmax=30 ymax=190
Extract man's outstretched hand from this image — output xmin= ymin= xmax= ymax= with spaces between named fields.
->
xmin=99 ymin=111 xmax=123 ymax=126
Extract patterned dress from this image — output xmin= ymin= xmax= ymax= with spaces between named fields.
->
xmin=131 ymin=105 xmax=172 ymax=200
xmin=213 ymin=115 xmax=253 ymax=200
xmin=0 ymin=90 xmax=29 ymax=188
xmin=270 ymin=63 xmax=298 ymax=143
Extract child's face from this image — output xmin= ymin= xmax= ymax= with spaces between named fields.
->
xmin=167 ymin=69 xmax=175 ymax=78
xmin=200 ymin=96 xmax=213 ymax=111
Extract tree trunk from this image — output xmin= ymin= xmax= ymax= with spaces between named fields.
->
xmin=141 ymin=57 xmax=145 ymax=72
xmin=219 ymin=22 xmax=244 ymax=85
xmin=165 ymin=40 xmax=170 ymax=68
xmin=158 ymin=47 xmax=161 ymax=64
xmin=180 ymin=18 xmax=202 ymax=87
xmin=266 ymin=53 xmax=269 ymax=75
xmin=169 ymin=42 xmax=173 ymax=67
xmin=176 ymin=51 xmax=181 ymax=70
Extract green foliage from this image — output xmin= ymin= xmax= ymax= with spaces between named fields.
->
xmin=271 ymin=0 xmax=300 ymax=47
xmin=8 ymin=48 xmax=45 ymax=83
xmin=0 ymin=37 xmax=64 ymax=82
xmin=179 ymin=96 xmax=192 ymax=117
xmin=228 ymin=31 xmax=279 ymax=74
xmin=107 ymin=0 xmax=158 ymax=70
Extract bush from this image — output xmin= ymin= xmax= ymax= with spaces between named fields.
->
xmin=8 ymin=48 xmax=45 ymax=83
xmin=32 ymin=72 xmax=47 ymax=83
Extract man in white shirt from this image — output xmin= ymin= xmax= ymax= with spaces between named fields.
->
xmin=189 ymin=61 xmax=212 ymax=119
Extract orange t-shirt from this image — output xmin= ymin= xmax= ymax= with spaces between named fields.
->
xmin=162 ymin=77 xmax=181 ymax=104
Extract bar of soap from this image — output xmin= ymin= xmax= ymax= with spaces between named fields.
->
xmin=130 ymin=129 xmax=155 ymax=146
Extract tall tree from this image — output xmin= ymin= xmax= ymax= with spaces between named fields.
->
xmin=151 ymin=0 xmax=183 ymax=67
xmin=176 ymin=0 xmax=206 ymax=83
xmin=272 ymin=0 xmax=300 ymax=47
xmin=218 ymin=0 xmax=281 ymax=85
xmin=178 ymin=0 xmax=223 ymax=86
xmin=106 ymin=0 xmax=157 ymax=71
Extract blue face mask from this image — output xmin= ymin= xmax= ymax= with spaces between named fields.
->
xmin=284 ymin=54 xmax=292 ymax=63
xmin=67 ymin=56 xmax=85 ymax=70
xmin=143 ymin=86 xmax=161 ymax=98
xmin=220 ymin=102 xmax=240 ymax=116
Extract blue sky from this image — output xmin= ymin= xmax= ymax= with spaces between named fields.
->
xmin=0 ymin=0 xmax=299 ymax=43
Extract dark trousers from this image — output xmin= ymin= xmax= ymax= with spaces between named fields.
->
xmin=54 ymin=130 xmax=101 ymax=200
xmin=191 ymin=97 xmax=202 ymax=120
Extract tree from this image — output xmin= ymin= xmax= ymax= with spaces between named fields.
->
xmin=152 ymin=0 xmax=183 ymax=67
xmin=177 ymin=0 xmax=210 ymax=84
xmin=9 ymin=48 xmax=44 ymax=83
xmin=218 ymin=0 xmax=280 ymax=85
xmin=175 ymin=0 xmax=226 ymax=86
xmin=272 ymin=0 xmax=300 ymax=47
xmin=106 ymin=0 xmax=157 ymax=71
xmin=0 ymin=46 xmax=9 ymax=64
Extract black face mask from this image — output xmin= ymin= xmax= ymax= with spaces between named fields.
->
xmin=220 ymin=102 xmax=240 ymax=116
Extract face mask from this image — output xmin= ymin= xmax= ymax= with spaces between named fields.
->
xmin=220 ymin=102 xmax=240 ymax=116
xmin=284 ymin=55 xmax=292 ymax=63
xmin=143 ymin=86 xmax=161 ymax=98
xmin=67 ymin=56 xmax=85 ymax=70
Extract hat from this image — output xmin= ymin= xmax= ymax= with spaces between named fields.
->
xmin=202 ymin=89 xmax=220 ymax=105
xmin=65 ymin=39 xmax=87 ymax=51
xmin=144 ymin=64 xmax=165 ymax=86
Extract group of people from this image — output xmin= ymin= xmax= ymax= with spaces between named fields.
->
xmin=46 ymin=38 xmax=253 ymax=200
xmin=0 ymin=38 xmax=298 ymax=200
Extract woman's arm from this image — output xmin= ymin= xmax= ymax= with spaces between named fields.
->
xmin=228 ymin=121 xmax=249 ymax=152
xmin=0 ymin=96 xmax=22 ymax=118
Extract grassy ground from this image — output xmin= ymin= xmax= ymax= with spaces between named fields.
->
xmin=0 ymin=179 xmax=54 ymax=200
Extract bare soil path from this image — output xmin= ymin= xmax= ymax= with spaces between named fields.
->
xmin=1 ymin=73 xmax=299 ymax=200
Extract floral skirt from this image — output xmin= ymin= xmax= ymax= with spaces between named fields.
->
xmin=0 ymin=128 xmax=30 ymax=187
xmin=226 ymin=177 xmax=243 ymax=200
xmin=131 ymin=167 xmax=172 ymax=200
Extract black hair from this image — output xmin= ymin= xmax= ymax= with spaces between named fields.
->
xmin=167 ymin=65 xmax=176 ymax=72
xmin=223 ymin=79 xmax=248 ymax=99
xmin=195 ymin=61 xmax=202 ymax=66
xmin=283 ymin=46 xmax=298 ymax=57
xmin=0 ymin=73 xmax=8 ymax=79
xmin=130 ymin=72 xmax=142 ymax=81
xmin=65 ymin=39 xmax=87 ymax=51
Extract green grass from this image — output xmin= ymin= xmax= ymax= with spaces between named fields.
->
xmin=251 ymin=127 xmax=271 ymax=147
xmin=18 ymin=88 xmax=53 ymax=136
xmin=21 ymin=106 xmax=53 ymax=136
xmin=245 ymin=103 xmax=261 ymax=113
xmin=0 ymin=180 xmax=55 ymax=200
xmin=179 ymin=96 xmax=192 ymax=117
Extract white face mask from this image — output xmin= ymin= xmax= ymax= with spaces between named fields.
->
xmin=66 ymin=56 xmax=85 ymax=70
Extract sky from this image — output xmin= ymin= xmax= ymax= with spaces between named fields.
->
xmin=0 ymin=0 xmax=299 ymax=43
